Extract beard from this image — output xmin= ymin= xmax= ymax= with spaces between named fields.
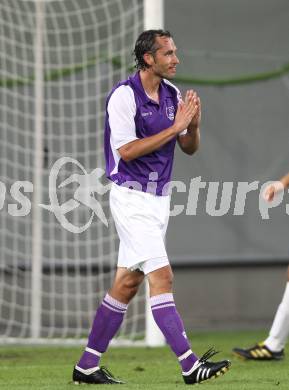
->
xmin=154 ymin=67 xmax=175 ymax=80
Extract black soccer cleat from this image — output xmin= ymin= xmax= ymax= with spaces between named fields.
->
xmin=233 ymin=342 xmax=284 ymax=361
xmin=73 ymin=365 xmax=124 ymax=384
xmin=182 ymin=347 xmax=231 ymax=385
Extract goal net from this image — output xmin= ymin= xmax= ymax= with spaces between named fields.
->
xmin=0 ymin=0 xmax=158 ymax=344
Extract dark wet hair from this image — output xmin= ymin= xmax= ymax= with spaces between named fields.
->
xmin=133 ymin=29 xmax=172 ymax=70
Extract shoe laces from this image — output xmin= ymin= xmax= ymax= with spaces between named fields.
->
xmin=199 ymin=347 xmax=220 ymax=363
xmin=99 ymin=366 xmax=116 ymax=379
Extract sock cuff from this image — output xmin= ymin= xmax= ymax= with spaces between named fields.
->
xmin=102 ymin=293 xmax=128 ymax=313
xmin=150 ymin=293 xmax=174 ymax=308
xmin=85 ymin=347 xmax=102 ymax=357
xmin=178 ymin=349 xmax=193 ymax=361
xmin=75 ymin=365 xmax=100 ymax=375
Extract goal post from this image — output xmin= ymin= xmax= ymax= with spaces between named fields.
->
xmin=31 ymin=0 xmax=45 ymax=340
xmin=143 ymin=0 xmax=166 ymax=347
xmin=144 ymin=0 xmax=164 ymax=31
xmin=0 ymin=0 xmax=165 ymax=347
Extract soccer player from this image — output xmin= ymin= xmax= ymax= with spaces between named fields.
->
xmin=233 ymin=173 xmax=289 ymax=361
xmin=72 ymin=29 xmax=230 ymax=385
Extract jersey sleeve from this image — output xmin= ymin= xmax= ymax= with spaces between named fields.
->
xmin=107 ymin=85 xmax=139 ymax=149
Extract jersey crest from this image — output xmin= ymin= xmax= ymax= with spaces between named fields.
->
xmin=166 ymin=105 xmax=175 ymax=121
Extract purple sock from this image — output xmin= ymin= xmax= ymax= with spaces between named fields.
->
xmin=150 ymin=293 xmax=198 ymax=373
xmin=77 ymin=293 xmax=128 ymax=370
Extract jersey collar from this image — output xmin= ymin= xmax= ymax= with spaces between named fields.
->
xmin=130 ymin=71 xmax=173 ymax=105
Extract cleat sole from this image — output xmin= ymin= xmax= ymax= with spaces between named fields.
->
xmin=200 ymin=363 xmax=231 ymax=383
xmin=233 ymin=352 xmax=247 ymax=361
xmin=213 ymin=365 xmax=230 ymax=380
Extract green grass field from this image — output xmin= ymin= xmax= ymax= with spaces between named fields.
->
xmin=0 ymin=330 xmax=288 ymax=389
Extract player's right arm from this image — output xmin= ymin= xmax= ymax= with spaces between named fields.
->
xmin=263 ymin=172 xmax=289 ymax=201
xmin=118 ymin=101 xmax=196 ymax=162
xmin=108 ymin=86 xmax=196 ymax=162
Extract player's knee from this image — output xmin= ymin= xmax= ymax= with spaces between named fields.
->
xmin=120 ymin=274 xmax=143 ymax=299
xmin=123 ymin=280 xmax=139 ymax=297
xmin=149 ymin=267 xmax=174 ymax=291
xmin=161 ymin=272 xmax=173 ymax=290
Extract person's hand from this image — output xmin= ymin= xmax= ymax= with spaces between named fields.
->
xmin=262 ymin=181 xmax=284 ymax=202
xmin=185 ymin=90 xmax=201 ymax=131
xmin=173 ymin=97 xmax=198 ymax=134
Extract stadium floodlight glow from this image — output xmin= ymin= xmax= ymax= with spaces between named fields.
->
xmin=0 ymin=0 xmax=165 ymax=347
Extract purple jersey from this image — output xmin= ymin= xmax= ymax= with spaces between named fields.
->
xmin=104 ymin=71 xmax=181 ymax=196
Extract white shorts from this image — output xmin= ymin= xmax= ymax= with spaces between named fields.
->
xmin=109 ymin=183 xmax=170 ymax=275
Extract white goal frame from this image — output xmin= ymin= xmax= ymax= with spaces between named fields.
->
xmin=0 ymin=0 xmax=165 ymax=347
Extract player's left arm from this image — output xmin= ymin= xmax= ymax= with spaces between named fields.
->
xmin=177 ymin=90 xmax=201 ymax=155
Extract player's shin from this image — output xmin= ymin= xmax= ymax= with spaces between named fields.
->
xmin=150 ymin=293 xmax=198 ymax=372
xmin=265 ymin=282 xmax=289 ymax=352
xmin=77 ymin=293 xmax=128 ymax=370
